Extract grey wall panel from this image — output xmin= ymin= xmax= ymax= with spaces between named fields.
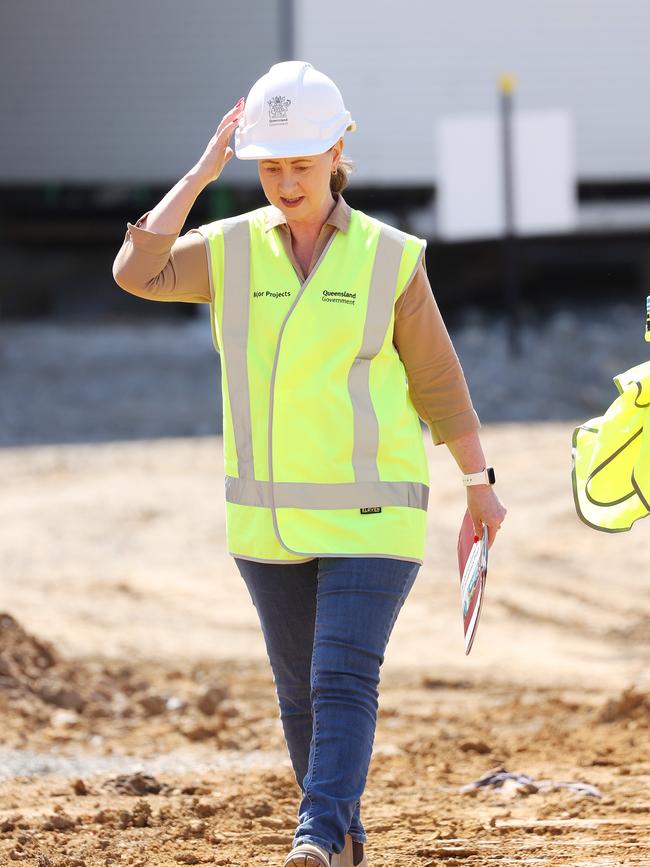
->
xmin=297 ymin=0 xmax=650 ymax=184
xmin=1 ymin=0 xmax=281 ymax=183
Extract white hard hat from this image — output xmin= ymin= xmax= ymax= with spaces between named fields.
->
xmin=235 ymin=60 xmax=356 ymax=160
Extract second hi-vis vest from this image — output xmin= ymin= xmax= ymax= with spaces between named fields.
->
xmin=572 ymin=359 xmax=650 ymax=532
xmin=197 ymin=206 xmax=430 ymax=564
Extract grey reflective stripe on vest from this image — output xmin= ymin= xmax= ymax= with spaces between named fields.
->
xmin=348 ymin=223 xmax=407 ymax=482
xmin=226 ymin=476 xmax=428 ymax=510
xmin=221 ymin=218 xmax=254 ymax=478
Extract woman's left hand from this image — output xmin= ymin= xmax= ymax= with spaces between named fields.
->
xmin=466 ymin=485 xmax=507 ymax=549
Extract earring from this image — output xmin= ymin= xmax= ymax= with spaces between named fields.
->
xmin=332 ymin=167 xmax=337 ymax=175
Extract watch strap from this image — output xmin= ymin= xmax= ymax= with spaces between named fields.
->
xmin=462 ymin=466 xmax=495 ymax=486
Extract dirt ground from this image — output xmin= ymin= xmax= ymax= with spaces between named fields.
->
xmin=1 ymin=423 xmax=650 ymax=866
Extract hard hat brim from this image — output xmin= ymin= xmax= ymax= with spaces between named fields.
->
xmin=235 ymin=121 xmax=356 ymax=161
xmin=236 ymin=140 xmax=336 ymax=160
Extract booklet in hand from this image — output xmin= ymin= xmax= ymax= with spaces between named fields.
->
xmin=457 ymin=509 xmax=489 ymax=655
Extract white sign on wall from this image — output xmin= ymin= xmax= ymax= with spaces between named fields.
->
xmin=436 ymin=109 xmax=577 ymax=241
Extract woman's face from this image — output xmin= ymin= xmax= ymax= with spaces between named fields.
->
xmin=258 ymin=140 xmax=343 ymax=224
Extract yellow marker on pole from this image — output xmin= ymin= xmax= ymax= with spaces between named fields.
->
xmin=499 ymin=73 xmax=516 ymax=95
xmin=646 ymin=295 xmax=650 ymax=342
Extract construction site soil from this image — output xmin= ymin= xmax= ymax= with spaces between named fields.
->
xmin=1 ymin=312 xmax=649 ymax=865
xmin=2 ymin=422 xmax=649 ymax=866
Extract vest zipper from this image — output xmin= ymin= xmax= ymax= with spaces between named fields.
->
xmin=267 ymin=230 xmax=340 ymax=556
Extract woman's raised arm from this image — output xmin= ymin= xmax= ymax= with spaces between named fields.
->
xmin=143 ymin=98 xmax=245 ymax=234
xmin=112 ymin=99 xmax=245 ymax=302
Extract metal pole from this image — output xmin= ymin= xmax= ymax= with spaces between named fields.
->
xmin=499 ymin=74 xmax=522 ymax=356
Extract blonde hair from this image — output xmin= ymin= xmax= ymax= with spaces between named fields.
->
xmin=331 ymin=154 xmax=354 ymax=193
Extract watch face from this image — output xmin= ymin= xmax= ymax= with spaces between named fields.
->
xmin=487 ymin=467 xmax=496 ymax=484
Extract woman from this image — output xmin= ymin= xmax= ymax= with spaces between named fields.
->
xmin=113 ymin=60 xmax=507 ymax=867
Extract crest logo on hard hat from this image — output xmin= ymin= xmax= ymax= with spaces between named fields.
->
xmin=268 ymin=95 xmax=291 ymax=125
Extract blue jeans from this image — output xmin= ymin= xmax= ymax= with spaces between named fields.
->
xmin=233 ymin=555 xmax=420 ymax=856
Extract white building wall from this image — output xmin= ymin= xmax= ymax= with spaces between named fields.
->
xmin=296 ymin=0 xmax=650 ymax=184
xmin=4 ymin=0 xmax=649 ymax=186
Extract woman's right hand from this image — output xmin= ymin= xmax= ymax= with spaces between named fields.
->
xmin=193 ymin=98 xmax=246 ymax=184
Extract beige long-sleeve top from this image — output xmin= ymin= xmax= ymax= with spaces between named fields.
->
xmin=112 ymin=192 xmax=480 ymax=445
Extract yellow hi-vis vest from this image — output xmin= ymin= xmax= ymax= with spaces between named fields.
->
xmin=572 ymin=359 xmax=650 ymax=532
xmin=197 ymin=206 xmax=431 ymax=564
